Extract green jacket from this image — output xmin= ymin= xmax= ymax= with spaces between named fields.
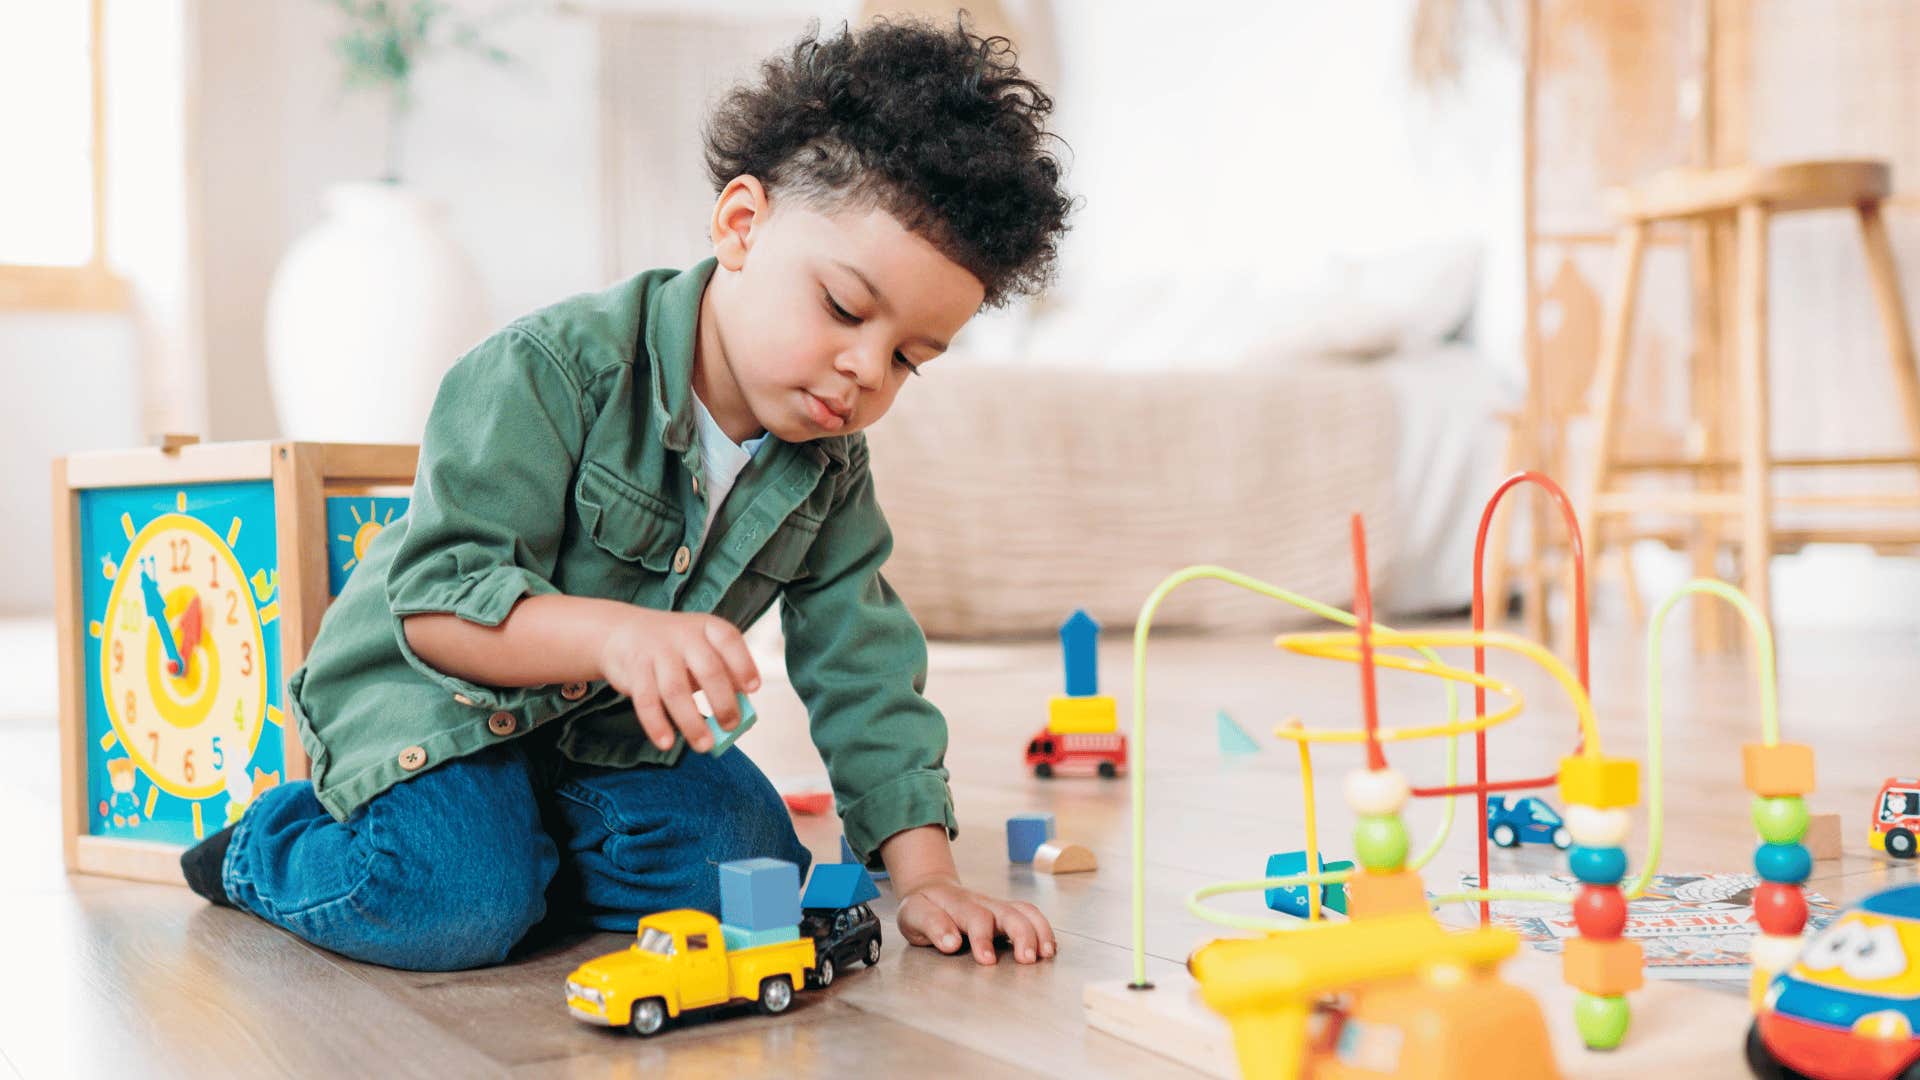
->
xmin=289 ymin=260 xmax=955 ymax=862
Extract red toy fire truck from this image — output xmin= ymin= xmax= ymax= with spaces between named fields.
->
xmin=1024 ymin=728 xmax=1127 ymax=779
xmin=1872 ymin=776 xmax=1920 ymax=859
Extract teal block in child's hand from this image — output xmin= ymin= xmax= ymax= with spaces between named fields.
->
xmin=701 ymin=693 xmax=757 ymax=755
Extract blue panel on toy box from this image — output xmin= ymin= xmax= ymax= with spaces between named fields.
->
xmin=80 ymin=481 xmax=287 ymax=845
xmin=719 ymin=857 xmax=801 ymax=931
xmin=1264 ymin=852 xmax=1354 ymax=917
xmin=721 ymin=923 xmax=801 ymax=950
xmin=326 ymin=495 xmax=410 ymax=597
xmin=1007 ymin=812 xmax=1057 ymax=863
xmin=803 ymin=863 xmax=881 ymax=910
xmin=1059 ymin=609 xmax=1100 ymax=696
xmin=840 ymin=834 xmax=889 ymax=880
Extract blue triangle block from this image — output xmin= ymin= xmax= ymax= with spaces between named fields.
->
xmin=1216 ymin=710 xmax=1261 ymax=756
xmin=802 ymin=863 xmax=881 ymax=910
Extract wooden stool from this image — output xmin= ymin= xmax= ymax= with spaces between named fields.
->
xmin=1584 ymin=160 xmax=1920 ymax=646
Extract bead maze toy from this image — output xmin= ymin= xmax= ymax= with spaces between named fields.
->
xmin=1082 ymin=470 xmax=1820 ymax=1077
xmin=1024 ymin=609 xmax=1127 ymax=778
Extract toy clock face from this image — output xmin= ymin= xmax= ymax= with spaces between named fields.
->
xmin=81 ymin=482 xmax=286 ymax=844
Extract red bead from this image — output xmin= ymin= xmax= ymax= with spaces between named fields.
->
xmin=1573 ymin=885 xmax=1628 ymax=939
xmin=1754 ymin=882 xmax=1810 ymax=936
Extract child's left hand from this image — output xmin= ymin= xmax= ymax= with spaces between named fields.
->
xmin=897 ymin=880 xmax=1056 ymax=965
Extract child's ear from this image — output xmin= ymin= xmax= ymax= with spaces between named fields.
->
xmin=710 ymin=175 xmax=769 ymax=271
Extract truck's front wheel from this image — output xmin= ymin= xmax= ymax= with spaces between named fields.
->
xmin=629 ymin=998 xmax=667 ymax=1037
xmin=759 ymin=975 xmax=794 ymax=1015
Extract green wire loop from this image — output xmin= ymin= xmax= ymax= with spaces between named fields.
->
xmin=1129 ymin=566 xmax=1462 ymax=982
xmin=1626 ymin=578 xmax=1778 ymax=899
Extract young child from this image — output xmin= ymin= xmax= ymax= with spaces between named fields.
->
xmin=179 ymin=17 xmax=1072 ymax=972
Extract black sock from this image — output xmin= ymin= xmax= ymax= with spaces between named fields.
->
xmin=180 ymin=824 xmax=237 ymax=908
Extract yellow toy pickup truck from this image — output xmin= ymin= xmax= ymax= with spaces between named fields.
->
xmin=564 ymin=909 xmax=816 ymax=1037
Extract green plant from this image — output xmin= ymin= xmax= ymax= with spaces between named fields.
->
xmin=320 ymin=0 xmax=521 ymax=181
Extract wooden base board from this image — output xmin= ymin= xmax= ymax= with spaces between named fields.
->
xmin=73 ymin=835 xmax=188 ymax=885
xmin=1083 ymin=977 xmax=1237 ymax=1079
xmin=1084 ymin=947 xmax=1758 ymax=1078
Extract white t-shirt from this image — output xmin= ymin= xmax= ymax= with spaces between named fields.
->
xmin=691 ymin=393 xmax=768 ymax=547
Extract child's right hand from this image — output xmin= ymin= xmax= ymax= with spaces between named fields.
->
xmin=597 ymin=610 xmax=761 ymax=753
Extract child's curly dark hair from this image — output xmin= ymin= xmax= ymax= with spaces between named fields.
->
xmin=704 ymin=17 xmax=1072 ymax=308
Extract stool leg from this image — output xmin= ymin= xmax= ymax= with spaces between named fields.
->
xmin=1734 ymin=202 xmax=1775 ymax=633
xmin=1857 ymin=200 xmax=1920 ymax=454
xmin=1583 ymin=222 xmax=1650 ymax=623
xmin=1690 ymin=218 xmax=1731 ymax=650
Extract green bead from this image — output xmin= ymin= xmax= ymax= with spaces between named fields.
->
xmin=1353 ymin=814 xmax=1409 ymax=871
xmin=1574 ymin=993 xmax=1632 ymax=1050
xmin=1752 ymin=796 xmax=1810 ymax=845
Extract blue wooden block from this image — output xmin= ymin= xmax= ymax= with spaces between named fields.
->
xmin=1263 ymin=851 xmax=1353 ymax=918
xmin=1059 ymin=609 xmax=1100 ymax=697
xmin=803 ymin=863 xmax=881 ymax=910
xmin=839 ymin=835 xmax=888 ymax=881
xmin=1007 ymin=813 xmax=1057 ymax=863
xmin=720 ymin=923 xmax=800 ymax=950
xmin=718 ymin=857 xmax=801 ymax=932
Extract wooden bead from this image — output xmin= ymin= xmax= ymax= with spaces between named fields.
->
xmin=1574 ymin=885 xmax=1628 ymax=939
xmin=1753 ymin=882 xmax=1809 ymax=937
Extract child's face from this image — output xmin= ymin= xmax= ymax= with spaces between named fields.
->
xmin=705 ymin=178 xmax=985 ymax=443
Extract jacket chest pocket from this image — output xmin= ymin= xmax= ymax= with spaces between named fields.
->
xmin=713 ymin=514 xmax=819 ymax=626
xmin=570 ymin=462 xmax=684 ymax=602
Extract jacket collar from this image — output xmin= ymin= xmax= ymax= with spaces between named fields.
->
xmin=643 ymin=258 xmax=852 ymax=473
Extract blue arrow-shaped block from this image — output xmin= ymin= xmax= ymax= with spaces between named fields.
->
xmin=1059 ymin=609 xmax=1099 ymax=697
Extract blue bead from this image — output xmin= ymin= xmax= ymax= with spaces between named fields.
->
xmin=1569 ymin=846 xmax=1628 ymax=885
xmin=1755 ymin=842 xmax=1813 ymax=884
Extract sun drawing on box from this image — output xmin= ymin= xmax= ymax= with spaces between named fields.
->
xmin=87 ymin=489 xmax=283 ymax=840
xmin=337 ymin=499 xmax=397 ymax=573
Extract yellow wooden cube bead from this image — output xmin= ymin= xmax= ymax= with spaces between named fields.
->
xmin=1563 ymin=937 xmax=1645 ymax=996
xmin=1742 ymin=742 xmax=1815 ymax=797
xmin=1557 ymin=755 xmax=1640 ymax=810
xmin=1047 ymin=695 xmax=1118 ymax=734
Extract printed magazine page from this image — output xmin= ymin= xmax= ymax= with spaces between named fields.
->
xmin=1455 ymin=872 xmax=1840 ymax=980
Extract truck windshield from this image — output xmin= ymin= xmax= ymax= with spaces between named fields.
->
xmin=637 ymin=927 xmax=676 ymax=956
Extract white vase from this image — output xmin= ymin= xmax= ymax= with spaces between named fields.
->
xmin=265 ymin=181 xmax=489 ymax=442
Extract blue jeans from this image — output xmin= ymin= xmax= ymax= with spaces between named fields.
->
xmin=222 ymin=741 xmax=812 ymax=971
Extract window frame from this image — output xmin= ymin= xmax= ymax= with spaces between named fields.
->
xmin=0 ymin=0 xmax=129 ymax=313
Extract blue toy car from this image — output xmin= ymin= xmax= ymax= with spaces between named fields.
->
xmin=1486 ymin=796 xmax=1571 ymax=850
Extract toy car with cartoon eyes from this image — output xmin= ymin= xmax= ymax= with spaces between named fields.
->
xmin=1485 ymin=796 xmax=1572 ymax=850
xmin=1749 ymin=882 xmax=1920 ymax=1080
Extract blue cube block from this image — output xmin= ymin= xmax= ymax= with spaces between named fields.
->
xmin=1007 ymin=813 xmax=1057 ymax=863
xmin=721 ymin=923 xmax=801 ymax=950
xmin=718 ymin=857 xmax=801 ymax=932
xmin=839 ymin=835 xmax=888 ymax=880
xmin=803 ymin=863 xmax=881 ymax=910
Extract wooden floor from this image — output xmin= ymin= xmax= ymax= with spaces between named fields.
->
xmin=4 ymin=610 xmax=1919 ymax=1078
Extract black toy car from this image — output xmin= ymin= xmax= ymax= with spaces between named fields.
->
xmin=800 ymin=902 xmax=882 ymax=988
